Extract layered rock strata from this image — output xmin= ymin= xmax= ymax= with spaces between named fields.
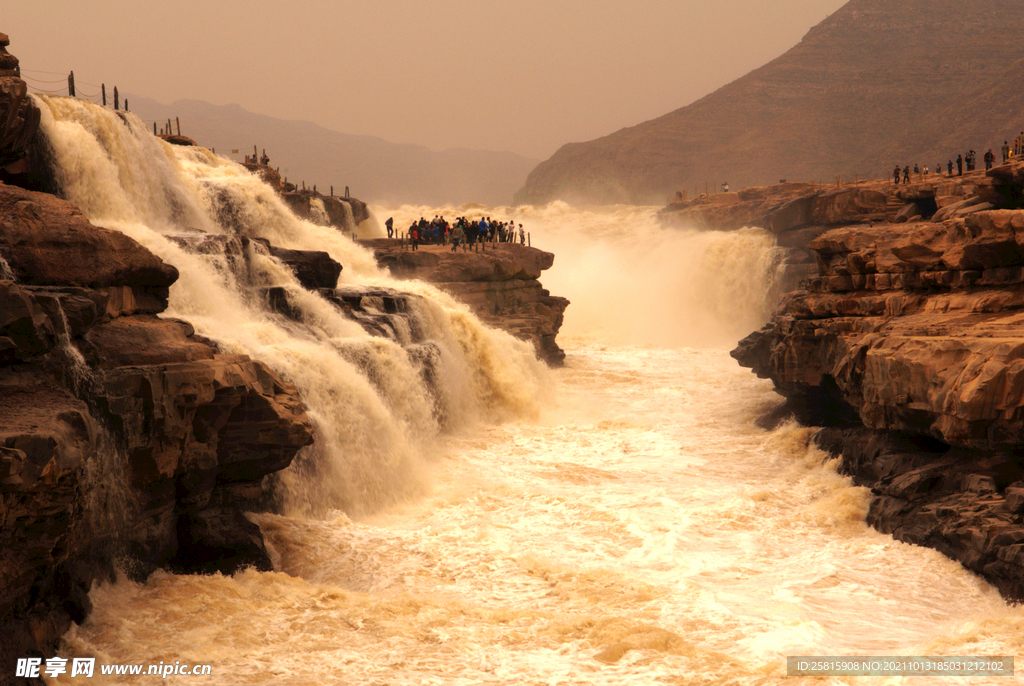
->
xmin=662 ymin=169 xmax=1001 ymax=294
xmin=0 ymin=184 xmax=314 ymax=673
xmin=365 ymin=240 xmax=570 ymax=365
xmin=0 ymin=33 xmax=40 ymax=174
xmin=733 ymin=160 xmax=1024 ymax=599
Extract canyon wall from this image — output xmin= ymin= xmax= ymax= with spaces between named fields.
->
xmin=0 ymin=184 xmax=315 ymax=674
xmin=733 ymin=160 xmax=1024 ymax=599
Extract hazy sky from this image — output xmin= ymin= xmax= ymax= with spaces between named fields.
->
xmin=5 ymin=0 xmax=847 ymax=159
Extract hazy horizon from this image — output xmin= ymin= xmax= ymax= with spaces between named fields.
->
xmin=5 ymin=0 xmax=846 ymax=160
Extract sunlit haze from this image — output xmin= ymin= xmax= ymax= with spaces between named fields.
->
xmin=5 ymin=0 xmax=846 ymax=158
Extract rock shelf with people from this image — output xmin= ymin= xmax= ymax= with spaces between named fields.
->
xmin=390 ymin=215 xmax=528 ymax=250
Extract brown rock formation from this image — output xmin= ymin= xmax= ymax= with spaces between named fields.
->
xmin=662 ymin=170 xmax=995 ymax=295
xmin=0 ymin=33 xmax=40 ymax=172
xmin=366 ymin=240 xmax=570 ymax=365
xmin=732 ymin=160 xmax=1024 ymax=599
xmin=280 ymin=191 xmax=370 ymax=231
xmin=0 ymin=183 xmax=314 ymax=671
xmin=158 ymin=134 xmax=198 ymax=147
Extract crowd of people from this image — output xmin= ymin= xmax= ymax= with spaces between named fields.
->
xmin=384 ymin=216 xmax=527 ymax=251
xmin=893 ymin=131 xmax=1024 ymax=185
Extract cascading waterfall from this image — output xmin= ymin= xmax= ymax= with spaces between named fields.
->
xmin=381 ymin=200 xmax=788 ymax=348
xmin=45 ymin=151 xmax=1024 ymax=684
xmin=308 ymin=197 xmax=329 ymax=226
xmin=338 ymin=198 xmax=357 ymax=233
xmin=33 ymin=95 xmax=549 ymax=516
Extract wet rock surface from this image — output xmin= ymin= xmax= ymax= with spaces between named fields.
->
xmin=366 ymin=240 xmax=570 ymax=365
xmin=733 ymin=161 xmax=1024 ymax=600
xmin=0 ymin=184 xmax=314 ymax=674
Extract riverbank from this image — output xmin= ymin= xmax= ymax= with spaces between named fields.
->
xmin=732 ymin=159 xmax=1024 ymax=600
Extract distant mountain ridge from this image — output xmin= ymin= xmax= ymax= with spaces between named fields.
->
xmin=128 ymin=96 xmax=539 ymax=206
xmin=515 ymin=0 xmax=1024 ymax=206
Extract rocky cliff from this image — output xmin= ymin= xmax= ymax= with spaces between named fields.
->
xmin=365 ymin=240 xmax=570 ymax=365
xmin=515 ymin=0 xmax=1024 ymax=206
xmin=733 ymin=160 xmax=1024 ymax=599
xmin=0 ymin=33 xmax=39 ymax=175
xmin=0 ymin=183 xmax=315 ymax=674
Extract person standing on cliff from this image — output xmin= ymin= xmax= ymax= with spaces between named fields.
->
xmin=451 ymin=223 xmax=465 ymax=252
xmin=903 ymin=166 xmax=910 ymax=184
xmin=957 ymin=155 xmax=963 ymax=176
xmin=894 ymin=165 xmax=901 ymax=185
xmin=947 ymin=160 xmax=954 ymax=176
xmin=984 ymin=149 xmax=995 ymax=170
xmin=385 ymin=217 xmax=393 ymax=239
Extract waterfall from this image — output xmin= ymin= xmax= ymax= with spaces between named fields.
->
xmin=338 ymin=199 xmax=356 ymax=233
xmin=308 ymin=197 xmax=329 ymax=226
xmin=381 ymin=200 xmax=787 ymax=348
xmin=33 ymin=95 xmax=550 ymax=516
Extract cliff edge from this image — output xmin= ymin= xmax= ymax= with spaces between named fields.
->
xmin=733 ymin=159 xmax=1024 ymax=599
xmin=365 ymin=240 xmax=570 ymax=365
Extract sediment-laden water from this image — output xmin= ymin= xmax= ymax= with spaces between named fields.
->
xmin=33 ymin=98 xmax=1024 ymax=685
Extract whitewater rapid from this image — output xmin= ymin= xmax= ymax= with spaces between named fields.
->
xmin=31 ymin=97 xmax=1024 ymax=685
xmin=34 ymin=96 xmax=548 ymax=515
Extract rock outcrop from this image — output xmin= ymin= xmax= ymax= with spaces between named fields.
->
xmin=0 ymin=184 xmax=314 ymax=673
xmin=662 ymin=170 xmax=995 ymax=294
xmin=0 ymin=33 xmax=40 ymax=174
xmin=280 ymin=191 xmax=370 ymax=231
xmin=733 ymin=160 xmax=1024 ymax=599
xmin=365 ymin=240 xmax=570 ymax=365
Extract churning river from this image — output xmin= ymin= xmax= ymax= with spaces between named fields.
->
xmin=34 ymin=97 xmax=1024 ymax=685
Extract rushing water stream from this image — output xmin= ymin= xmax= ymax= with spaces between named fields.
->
xmin=32 ymin=96 xmax=1024 ymax=685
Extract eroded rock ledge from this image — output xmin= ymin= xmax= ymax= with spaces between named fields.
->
xmin=0 ymin=184 xmax=314 ymax=671
xmin=365 ymin=240 xmax=570 ymax=365
xmin=732 ymin=161 xmax=1024 ymax=599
